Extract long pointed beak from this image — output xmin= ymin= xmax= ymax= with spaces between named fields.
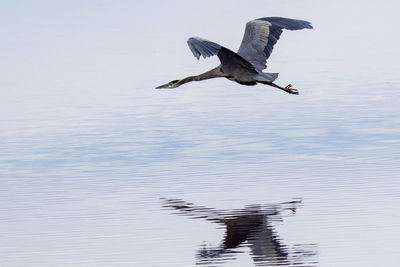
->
xmin=156 ymin=82 xmax=179 ymax=89
xmin=156 ymin=79 xmax=180 ymax=89
xmin=155 ymin=84 xmax=169 ymax=89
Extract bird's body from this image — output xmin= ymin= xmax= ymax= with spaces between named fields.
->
xmin=156 ymin=17 xmax=313 ymax=94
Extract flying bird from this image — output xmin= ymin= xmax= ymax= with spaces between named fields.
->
xmin=156 ymin=17 xmax=313 ymax=94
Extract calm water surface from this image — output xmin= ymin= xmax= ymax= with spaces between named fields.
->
xmin=1 ymin=1 xmax=400 ymax=266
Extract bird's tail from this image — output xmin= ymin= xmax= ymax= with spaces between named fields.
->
xmin=256 ymin=72 xmax=279 ymax=83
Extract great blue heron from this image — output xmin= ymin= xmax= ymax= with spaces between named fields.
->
xmin=156 ymin=17 xmax=313 ymax=94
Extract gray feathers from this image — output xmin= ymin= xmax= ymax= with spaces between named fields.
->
xmin=238 ymin=17 xmax=313 ymax=70
xmin=187 ymin=17 xmax=312 ymax=72
xmin=257 ymin=17 xmax=313 ymax=64
xmin=187 ymin=37 xmax=221 ymax=59
xmin=183 ymin=17 xmax=312 ymax=86
xmin=157 ymin=16 xmax=311 ymax=93
xmin=237 ymin=20 xmax=271 ymax=71
xmin=187 ymin=37 xmax=257 ymax=75
xmin=257 ymin=17 xmax=313 ymax=30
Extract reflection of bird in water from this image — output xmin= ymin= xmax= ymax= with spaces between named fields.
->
xmin=162 ymin=198 xmax=317 ymax=266
xmin=156 ymin=17 xmax=313 ymax=94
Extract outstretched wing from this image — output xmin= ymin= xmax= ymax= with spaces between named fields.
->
xmin=187 ymin=37 xmax=257 ymax=73
xmin=237 ymin=17 xmax=313 ymax=70
xmin=187 ymin=37 xmax=221 ymax=60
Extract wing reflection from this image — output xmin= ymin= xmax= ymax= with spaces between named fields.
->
xmin=162 ymin=198 xmax=317 ymax=266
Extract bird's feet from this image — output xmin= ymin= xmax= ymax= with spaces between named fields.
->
xmin=284 ymin=84 xmax=299 ymax=95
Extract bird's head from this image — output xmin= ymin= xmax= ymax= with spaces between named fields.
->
xmin=155 ymin=80 xmax=180 ymax=89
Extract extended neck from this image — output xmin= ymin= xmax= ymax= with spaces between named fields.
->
xmin=175 ymin=67 xmax=228 ymax=87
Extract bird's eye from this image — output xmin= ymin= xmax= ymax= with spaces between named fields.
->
xmin=170 ymin=80 xmax=179 ymax=84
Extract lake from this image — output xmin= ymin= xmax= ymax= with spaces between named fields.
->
xmin=1 ymin=1 xmax=399 ymax=266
